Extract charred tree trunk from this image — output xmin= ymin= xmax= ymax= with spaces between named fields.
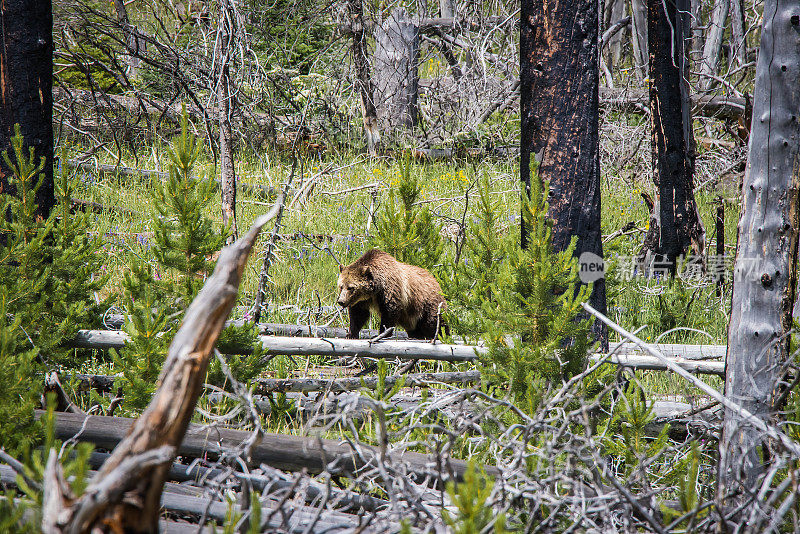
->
xmin=520 ymin=0 xmax=607 ymax=346
xmin=699 ymin=0 xmax=730 ymax=90
xmin=217 ymin=5 xmax=237 ymax=241
xmin=641 ymin=0 xmax=705 ymax=272
xmin=0 ymin=0 xmax=54 ymax=218
xmin=347 ymin=0 xmax=381 ymax=155
xmin=630 ymin=0 xmax=648 ymax=80
xmin=717 ymin=0 xmax=800 ymax=509
xmin=374 ymin=7 xmax=419 ymax=131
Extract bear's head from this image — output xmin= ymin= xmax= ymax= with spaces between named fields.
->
xmin=336 ymin=264 xmax=373 ymax=307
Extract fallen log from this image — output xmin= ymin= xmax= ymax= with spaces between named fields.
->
xmin=254 ymin=370 xmax=481 ymax=394
xmin=600 ymin=87 xmax=747 ymax=121
xmin=590 ymin=353 xmax=725 ymax=376
xmin=1 ymin=463 xmax=375 ymax=533
xmin=41 ymin=410 xmax=495 ymax=481
xmin=86 ymin=451 xmax=389 ymax=513
xmin=70 ymin=330 xmax=727 ymax=374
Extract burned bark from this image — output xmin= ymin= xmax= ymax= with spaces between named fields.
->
xmin=640 ymin=0 xmax=705 ymax=272
xmin=0 ymin=0 xmax=54 ymax=218
xmin=718 ymin=0 xmax=800 ymax=509
xmin=520 ymin=0 xmax=607 ymax=345
xmin=347 ymin=0 xmax=381 ymax=154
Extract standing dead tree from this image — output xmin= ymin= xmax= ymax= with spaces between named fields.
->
xmin=346 ymin=0 xmax=381 ymax=155
xmin=717 ymin=0 xmax=800 ymax=513
xmin=0 ymin=0 xmax=55 ymax=218
xmin=41 ymin=207 xmax=282 ymax=532
xmin=215 ymin=0 xmax=240 ymax=241
xmin=520 ymin=0 xmax=607 ymax=344
xmin=640 ymin=0 xmax=705 ymax=273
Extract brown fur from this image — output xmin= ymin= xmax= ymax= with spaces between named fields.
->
xmin=336 ymin=249 xmax=448 ymax=339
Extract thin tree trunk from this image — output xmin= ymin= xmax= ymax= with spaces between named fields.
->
xmin=641 ymin=0 xmax=705 ymax=271
xmin=699 ymin=0 xmax=730 ymax=90
xmin=690 ymin=0 xmax=703 ymax=63
xmin=604 ymin=0 xmax=625 ymax=68
xmin=520 ymin=0 xmax=607 ymax=346
xmin=112 ymin=0 xmax=141 ymax=79
xmin=729 ymin=0 xmax=747 ymax=67
xmin=630 ymin=0 xmax=648 ymax=80
xmin=717 ymin=0 xmax=800 ymax=510
xmin=0 ymin=0 xmax=54 ymax=219
xmin=347 ymin=0 xmax=381 ymax=155
xmin=217 ymin=5 xmax=237 ymax=241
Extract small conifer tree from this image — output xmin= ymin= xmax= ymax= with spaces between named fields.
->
xmin=478 ymin=173 xmax=593 ymax=412
xmin=0 ymin=126 xmax=107 ymax=452
xmin=113 ymin=109 xmax=262 ymax=410
xmin=372 ymin=154 xmax=443 ymax=271
xmin=441 ymin=174 xmax=513 ymax=340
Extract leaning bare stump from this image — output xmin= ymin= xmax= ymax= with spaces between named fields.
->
xmin=42 ymin=207 xmax=282 ymax=533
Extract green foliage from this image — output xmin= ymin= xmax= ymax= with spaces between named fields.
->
xmin=0 ymin=127 xmax=106 ymax=452
xmin=477 ymin=174 xmax=593 ymax=411
xmin=372 ymin=154 xmax=443 ymax=271
xmin=598 ymin=380 xmax=670 ymax=480
xmin=247 ymin=0 xmax=332 ymax=74
xmin=662 ymin=441 xmax=707 ymax=527
xmin=442 ymin=173 xmax=514 ymax=340
xmin=114 ymin=109 xmax=261 ymax=410
xmin=0 ymin=290 xmax=41 ymax=455
xmin=442 ymin=461 xmax=506 ymax=534
xmin=2 ymin=401 xmax=93 ymax=530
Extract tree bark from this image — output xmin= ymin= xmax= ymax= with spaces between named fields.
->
xmin=520 ymin=0 xmax=607 ymax=346
xmin=0 ymin=0 xmax=54 ymax=218
xmin=112 ymin=0 xmax=141 ymax=79
xmin=347 ymin=0 xmax=381 ymax=155
xmin=641 ymin=0 xmax=705 ymax=271
xmin=374 ymin=7 xmax=419 ymax=131
xmin=729 ymin=0 xmax=747 ymax=67
xmin=699 ymin=0 xmax=730 ymax=90
xmin=717 ymin=0 xmax=800 ymax=510
xmin=630 ymin=0 xmax=648 ymax=80
xmin=216 ymin=5 xmax=238 ymax=242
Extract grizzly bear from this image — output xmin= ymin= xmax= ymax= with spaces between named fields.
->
xmin=336 ymin=249 xmax=447 ymax=340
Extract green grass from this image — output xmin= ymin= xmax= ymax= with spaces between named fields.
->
xmin=60 ymin=120 xmax=738 ymax=401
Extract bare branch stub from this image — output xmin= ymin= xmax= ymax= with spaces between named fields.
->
xmin=44 ymin=212 xmax=278 ymax=532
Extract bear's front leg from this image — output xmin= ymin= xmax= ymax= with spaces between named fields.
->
xmin=347 ymin=303 xmax=370 ymax=339
xmin=378 ymin=302 xmax=401 ymax=336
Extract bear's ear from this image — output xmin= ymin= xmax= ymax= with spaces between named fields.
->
xmin=339 ymin=264 xmax=344 ymax=273
xmin=362 ymin=265 xmax=372 ymax=279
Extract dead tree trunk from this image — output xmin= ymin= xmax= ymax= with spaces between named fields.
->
xmin=217 ymin=2 xmax=238 ymax=241
xmin=41 ymin=209 xmax=282 ymax=532
xmin=699 ymin=0 xmax=730 ymax=91
xmin=112 ymin=0 xmax=141 ymax=79
xmin=347 ymin=0 xmax=381 ymax=155
xmin=641 ymin=0 xmax=705 ymax=272
xmin=374 ymin=7 xmax=419 ymax=131
xmin=520 ymin=0 xmax=608 ymax=346
xmin=717 ymin=0 xmax=800 ymax=509
xmin=0 ymin=0 xmax=54 ymax=218
xmin=729 ymin=0 xmax=747 ymax=67
xmin=630 ymin=0 xmax=648 ymax=80
xmin=604 ymin=0 xmax=626 ymax=68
